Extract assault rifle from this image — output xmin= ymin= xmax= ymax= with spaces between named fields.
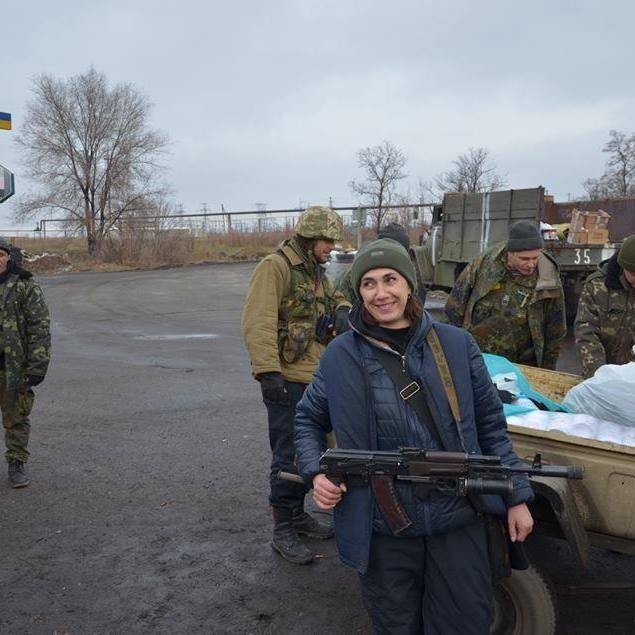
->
xmin=280 ymin=447 xmax=583 ymax=534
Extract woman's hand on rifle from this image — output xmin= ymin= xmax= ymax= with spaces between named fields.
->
xmin=313 ymin=474 xmax=347 ymax=510
xmin=507 ymin=503 xmax=534 ymax=542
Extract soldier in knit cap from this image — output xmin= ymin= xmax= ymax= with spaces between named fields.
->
xmin=575 ymin=234 xmax=635 ymax=377
xmin=335 ymin=222 xmax=427 ymax=306
xmin=445 ymin=220 xmax=566 ymax=368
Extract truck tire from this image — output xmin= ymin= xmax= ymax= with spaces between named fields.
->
xmin=490 ymin=566 xmax=556 ymax=635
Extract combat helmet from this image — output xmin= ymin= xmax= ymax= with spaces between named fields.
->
xmin=295 ymin=205 xmax=343 ymax=241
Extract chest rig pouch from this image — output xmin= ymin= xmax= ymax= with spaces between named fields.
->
xmin=276 ymin=243 xmax=335 ymax=364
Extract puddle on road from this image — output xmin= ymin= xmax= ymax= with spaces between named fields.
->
xmin=132 ymin=334 xmax=219 ymax=341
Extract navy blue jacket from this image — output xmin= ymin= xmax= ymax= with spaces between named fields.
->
xmin=295 ymin=310 xmax=534 ymax=574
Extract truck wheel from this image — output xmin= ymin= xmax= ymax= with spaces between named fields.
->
xmin=491 ymin=566 xmax=556 ymax=635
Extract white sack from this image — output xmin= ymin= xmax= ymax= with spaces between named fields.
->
xmin=562 ymin=362 xmax=635 ymax=427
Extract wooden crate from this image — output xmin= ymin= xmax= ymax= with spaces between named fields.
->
xmin=515 ymin=364 xmax=582 ymax=403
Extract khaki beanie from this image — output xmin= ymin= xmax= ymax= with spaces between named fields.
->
xmin=350 ymin=238 xmax=417 ymax=295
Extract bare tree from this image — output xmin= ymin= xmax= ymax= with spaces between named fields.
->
xmin=583 ymin=130 xmax=635 ymax=199
xmin=15 ymin=67 xmax=170 ymax=254
xmin=434 ymin=147 xmax=506 ymax=195
xmin=348 ymin=140 xmax=408 ymax=232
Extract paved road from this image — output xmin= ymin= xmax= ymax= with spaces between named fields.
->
xmin=1 ymin=263 xmax=632 ymax=634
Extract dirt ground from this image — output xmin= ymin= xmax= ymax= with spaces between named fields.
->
xmin=1 ymin=263 xmax=633 ymax=634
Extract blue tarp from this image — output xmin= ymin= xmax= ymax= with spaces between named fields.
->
xmin=482 ymin=353 xmax=571 ymax=417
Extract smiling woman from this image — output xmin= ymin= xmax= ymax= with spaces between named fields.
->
xmin=294 ymin=238 xmax=535 ymax=633
xmin=358 ymin=267 xmax=411 ymax=328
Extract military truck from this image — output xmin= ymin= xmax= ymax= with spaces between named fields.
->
xmin=415 ymin=186 xmax=620 ymax=320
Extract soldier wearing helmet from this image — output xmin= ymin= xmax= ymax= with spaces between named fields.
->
xmin=241 ymin=205 xmax=351 ymax=564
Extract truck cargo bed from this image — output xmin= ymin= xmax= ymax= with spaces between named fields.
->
xmin=508 ymin=364 xmax=635 ymax=543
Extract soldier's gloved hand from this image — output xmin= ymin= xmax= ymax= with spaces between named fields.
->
xmin=258 ymin=372 xmax=288 ymax=403
xmin=25 ymin=374 xmax=44 ymax=388
xmin=333 ymin=306 xmax=351 ymax=335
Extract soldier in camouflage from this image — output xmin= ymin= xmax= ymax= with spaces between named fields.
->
xmin=445 ymin=220 xmax=566 ymax=369
xmin=241 ymin=206 xmax=351 ymax=564
xmin=0 ymin=238 xmax=51 ymax=488
xmin=575 ymin=234 xmax=635 ymax=377
xmin=335 ymin=222 xmax=428 ymax=305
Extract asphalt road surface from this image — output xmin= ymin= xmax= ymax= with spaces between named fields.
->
xmin=1 ymin=263 xmax=633 ymax=634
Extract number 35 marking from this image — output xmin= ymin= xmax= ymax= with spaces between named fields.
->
xmin=574 ymin=248 xmax=591 ymax=264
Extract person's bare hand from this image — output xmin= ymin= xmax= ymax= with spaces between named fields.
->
xmin=507 ymin=503 xmax=534 ymax=542
xmin=313 ymin=473 xmax=347 ymax=510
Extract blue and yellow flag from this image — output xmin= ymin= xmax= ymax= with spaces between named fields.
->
xmin=0 ymin=112 xmax=12 ymax=131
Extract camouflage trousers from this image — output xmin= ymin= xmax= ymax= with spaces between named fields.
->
xmin=0 ymin=371 xmax=35 ymax=463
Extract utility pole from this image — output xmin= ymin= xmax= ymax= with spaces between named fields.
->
xmin=256 ymin=203 xmax=267 ymax=233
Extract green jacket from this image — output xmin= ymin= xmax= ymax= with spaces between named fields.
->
xmin=0 ymin=270 xmax=51 ymax=389
xmin=575 ymin=254 xmax=635 ymax=377
xmin=241 ymin=239 xmax=350 ymax=384
xmin=445 ymin=243 xmax=566 ymax=369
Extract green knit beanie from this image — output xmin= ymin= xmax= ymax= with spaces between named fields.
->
xmin=618 ymin=235 xmax=635 ymax=272
xmin=350 ymin=238 xmax=417 ymax=295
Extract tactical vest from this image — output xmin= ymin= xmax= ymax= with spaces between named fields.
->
xmin=276 ymin=240 xmax=337 ymax=364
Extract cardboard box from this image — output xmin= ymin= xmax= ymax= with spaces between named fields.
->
xmin=567 ymin=229 xmax=589 ymax=244
xmin=569 ymin=209 xmax=586 ymax=233
xmin=583 ymin=213 xmax=598 ymax=230
xmin=595 ymin=209 xmax=611 ymax=229
xmin=586 ymin=228 xmax=609 ymax=244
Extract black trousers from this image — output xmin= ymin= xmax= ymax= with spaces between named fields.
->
xmin=359 ymin=520 xmax=493 ymax=635
xmin=263 ymin=380 xmax=308 ymax=509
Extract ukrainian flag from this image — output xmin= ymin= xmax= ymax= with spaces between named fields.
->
xmin=0 ymin=112 xmax=11 ymax=131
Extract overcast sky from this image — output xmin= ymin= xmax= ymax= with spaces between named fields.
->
xmin=1 ymin=0 xmax=634 ymax=228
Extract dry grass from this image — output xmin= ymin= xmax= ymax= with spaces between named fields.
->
xmin=8 ymin=225 xmax=382 ymax=274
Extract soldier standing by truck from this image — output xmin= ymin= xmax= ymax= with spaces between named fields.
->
xmin=575 ymin=234 xmax=635 ymax=377
xmin=241 ymin=205 xmax=351 ymax=564
xmin=445 ymin=220 xmax=566 ymax=369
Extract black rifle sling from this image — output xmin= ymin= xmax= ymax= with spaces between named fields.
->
xmin=372 ymin=346 xmax=444 ymax=447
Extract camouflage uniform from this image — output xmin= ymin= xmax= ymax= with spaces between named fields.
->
xmin=575 ymin=253 xmax=635 ymax=377
xmin=0 ymin=264 xmax=51 ymax=463
xmin=445 ymin=243 xmax=566 ymax=369
xmin=334 ymin=267 xmax=356 ymax=304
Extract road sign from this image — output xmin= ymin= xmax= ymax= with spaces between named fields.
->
xmin=0 ymin=112 xmax=11 ymax=131
xmin=0 ymin=164 xmax=16 ymax=203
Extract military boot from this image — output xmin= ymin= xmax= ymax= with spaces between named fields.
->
xmin=271 ymin=508 xmax=314 ymax=565
xmin=292 ymin=506 xmax=334 ymax=539
xmin=8 ymin=460 xmax=30 ymax=488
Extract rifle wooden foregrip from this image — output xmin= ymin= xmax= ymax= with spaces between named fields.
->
xmin=371 ymin=474 xmax=413 ymax=535
xmin=277 ymin=471 xmax=305 ymax=485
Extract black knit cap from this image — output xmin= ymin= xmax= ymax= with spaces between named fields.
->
xmin=618 ymin=234 xmax=635 ymax=272
xmin=506 ymin=220 xmax=544 ymax=252
xmin=377 ymin=222 xmax=410 ymax=250
xmin=351 ymin=238 xmax=417 ymax=293
xmin=0 ymin=237 xmax=12 ymax=255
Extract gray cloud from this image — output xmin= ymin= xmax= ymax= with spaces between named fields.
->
xmin=1 ymin=0 xmax=633 ymax=227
